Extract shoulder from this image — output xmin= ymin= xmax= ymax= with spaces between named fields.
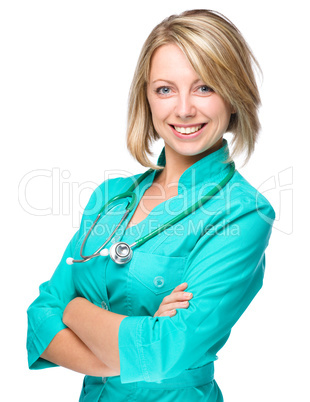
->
xmin=198 ymin=170 xmax=276 ymax=250
xmin=228 ymin=170 xmax=276 ymax=222
xmin=203 ymin=169 xmax=276 ymax=240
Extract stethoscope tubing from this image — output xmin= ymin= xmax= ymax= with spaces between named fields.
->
xmin=67 ymin=162 xmax=235 ymax=265
xmin=79 ymin=209 xmax=131 ymax=262
xmin=70 ymin=170 xmax=153 ymax=264
xmin=134 ymin=162 xmax=235 ymax=248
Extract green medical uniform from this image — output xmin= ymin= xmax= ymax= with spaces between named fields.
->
xmin=27 ymin=139 xmax=275 ymax=401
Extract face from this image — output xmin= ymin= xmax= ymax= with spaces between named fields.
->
xmin=147 ymin=43 xmax=235 ymax=159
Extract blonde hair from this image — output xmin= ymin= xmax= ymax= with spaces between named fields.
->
xmin=126 ymin=9 xmax=262 ymax=170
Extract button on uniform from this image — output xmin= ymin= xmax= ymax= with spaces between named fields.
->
xmin=154 ymin=276 xmax=165 ymax=288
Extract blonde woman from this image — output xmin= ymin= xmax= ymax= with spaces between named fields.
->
xmin=27 ymin=9 xmax=275 ymax=401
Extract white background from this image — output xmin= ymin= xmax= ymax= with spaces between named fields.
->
xmin=1 ymin=0 xmax=308 ymax=401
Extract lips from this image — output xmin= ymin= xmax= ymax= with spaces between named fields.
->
xmin=170 ymin=123 xmax=207 ymax=133
xmin=169 ymin=123 xmax=207 ymax=138
xmin=173 ymin=124 xmax=202 ymax=134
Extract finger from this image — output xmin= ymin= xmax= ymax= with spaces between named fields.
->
xmin=158 ymin=309 xmax=177 ymax=317
xmin=162 ymin=291 xmax=193 ymax=305
xmin=171 ymin=283 xmax=188 ymax=293
xmin=154 ymin=299 xmax=189 ymax=317
xmin=157 ymin=300 xmax=190 ymax=316
xmin=154 ymin=309 xmax=176 ymax=317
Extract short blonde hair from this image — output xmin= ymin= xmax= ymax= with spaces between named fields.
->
xmin=126 ymin=9 xmax=262 ymax=170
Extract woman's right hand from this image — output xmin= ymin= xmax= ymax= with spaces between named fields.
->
xmin=153 ymin=282 xmax=193 ymax=317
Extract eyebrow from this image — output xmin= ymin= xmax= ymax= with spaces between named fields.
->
xmin=151 ymin=78 xmax=202 ymax=85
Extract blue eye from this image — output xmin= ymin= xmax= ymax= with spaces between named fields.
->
xmin=198 ymin=85 xmax=213 ymax=94
xmin=156 ymin=86 xmax=171 ymax=95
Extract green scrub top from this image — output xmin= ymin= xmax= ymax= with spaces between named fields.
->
xmin=27 ymin=139 xmax=276 ymax=401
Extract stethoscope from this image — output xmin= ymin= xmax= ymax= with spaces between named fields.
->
xmin=66 ymin=162 xmax=235 ymax=266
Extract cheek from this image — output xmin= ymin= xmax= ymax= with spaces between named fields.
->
xmin=148 ymin=99 xmax=169 ymax=122
xmin=202 ymin=97 xmax=232 ymax=124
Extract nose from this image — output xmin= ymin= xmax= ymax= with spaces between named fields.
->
xmin=174 ymin=92 xmax=196 ymax=119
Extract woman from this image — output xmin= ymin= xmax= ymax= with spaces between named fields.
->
xmin=27 ymin=9 xmax=275 ymax=401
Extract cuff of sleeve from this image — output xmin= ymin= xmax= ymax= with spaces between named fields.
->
xmin=118 ymin=315 xmax=148 ymax=384
xmin=27 ymin=315 xmax=67 ymax=370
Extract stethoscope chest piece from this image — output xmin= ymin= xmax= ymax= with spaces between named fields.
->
xmin=109 ymin=242 xmax=133 ymax=264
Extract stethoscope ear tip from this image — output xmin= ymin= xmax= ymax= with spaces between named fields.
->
xmin=66 ymin=257 xmax=74 ymax=265
xmin=99 ymin=248 xmax=109 ymax=257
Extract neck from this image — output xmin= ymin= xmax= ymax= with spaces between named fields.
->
xmin=155 ymin=138 xmax=223 ymax=187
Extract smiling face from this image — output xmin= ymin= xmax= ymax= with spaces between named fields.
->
xmin=147 ymin=43 xmax=235 ymax=159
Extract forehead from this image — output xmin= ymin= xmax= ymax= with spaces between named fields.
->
xmin=149 ymin=43 xmax=200 ymax=82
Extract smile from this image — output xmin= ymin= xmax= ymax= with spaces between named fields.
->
xmin=173 ymin=125 xmax=203 ymax=134
xmin=169 ymin=123 xmax=208 ymax=139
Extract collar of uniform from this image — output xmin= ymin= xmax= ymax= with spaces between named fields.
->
xmin=154 ymin=138 xmax=231 ymax=194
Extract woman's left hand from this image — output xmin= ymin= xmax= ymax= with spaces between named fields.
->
xmin=153 ymin=282 xmax=193 ymax=317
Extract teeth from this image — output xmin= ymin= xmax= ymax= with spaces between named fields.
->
xmin=174 ymin=124 xmax=203 ymax=134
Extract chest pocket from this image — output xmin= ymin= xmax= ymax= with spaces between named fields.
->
xmin=128 ymin=251 xmax=187 ymax=316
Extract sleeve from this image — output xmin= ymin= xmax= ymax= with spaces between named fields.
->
xmin=26 ymin=181 xmax=109 ymax=370
xmin=26 ymin=230 xmax=80 ymax=370
xmin=118 ymin=196 xmax=276 ymax=383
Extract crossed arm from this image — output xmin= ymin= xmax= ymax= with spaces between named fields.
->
xmin=41 ymin=283 xmax=190 ymax=377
